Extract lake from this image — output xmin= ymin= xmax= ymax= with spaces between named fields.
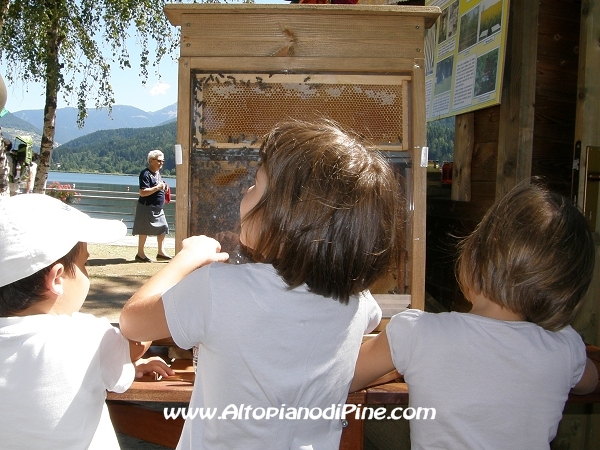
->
xmin=47 ymin=172 xmax=176 ymax=189
xmin=47 ymin=172 xmax=176 ymax=235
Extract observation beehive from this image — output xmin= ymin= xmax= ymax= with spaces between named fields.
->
xmin=165 ymin=4 xmax=439 ymax=310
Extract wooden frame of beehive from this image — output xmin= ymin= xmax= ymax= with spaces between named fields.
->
xmin=165 ymin=4 xmax=440 ymax=311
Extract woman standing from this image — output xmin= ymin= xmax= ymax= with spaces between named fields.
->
xmin=132 ymin=149 xmax=171 ymax=262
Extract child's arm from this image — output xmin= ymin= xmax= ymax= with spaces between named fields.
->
xmin=350 ymin=330 xmax=396 ymax=392
xmin=571 ymin=358 xmax=599 ymax=395
xmin=120 ymin=235 xmax=229 ymax=342
xmin=128 ymin=340 xmax=152 ymax=362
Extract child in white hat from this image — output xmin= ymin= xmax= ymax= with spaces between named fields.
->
xmin=0 ymin=194 xmax=174 ymax=449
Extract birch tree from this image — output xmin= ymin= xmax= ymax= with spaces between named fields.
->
xmin=0 ymin=0 xmax=184 ymax=192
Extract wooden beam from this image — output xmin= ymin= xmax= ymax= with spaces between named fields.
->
xmin=175 ymin=58 xmax=192 ymax=253
xmin=452 ymin=113 xmax=474 ymax=201
xmin=164 ymin=4 xmax=441 ymax=30
xmin=410 ymin=60 xmax=427 ymax=310
xmin=574 ymin=0 xmax=600 ymax=218
xmin=496 ymin=0 xmax=539 ymax=199
xmin=185 ymin=56 xmax=420 ymax=74
xmin=572 ymin=0 xmax=600 ymax=347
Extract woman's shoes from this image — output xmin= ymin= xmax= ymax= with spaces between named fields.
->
xmin=135 ymin=254 xmax=152 ymax=263
xmin=156 ymin=254 xmax=172 ymax=261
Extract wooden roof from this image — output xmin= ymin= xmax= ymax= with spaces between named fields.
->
xmin=164 ymin=4 xmax=441 ymax=30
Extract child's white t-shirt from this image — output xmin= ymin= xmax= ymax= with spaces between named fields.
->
xmin=0 ymin=313 xmax=134 ymax=449
xmin=163 ymin=262 xmax=382 ymax=450
xmin=386 ymin=309 xmax=587 ymax=450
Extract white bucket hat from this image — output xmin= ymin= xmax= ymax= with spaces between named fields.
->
xmin=0 ymin=194 xmax=127 ymax=287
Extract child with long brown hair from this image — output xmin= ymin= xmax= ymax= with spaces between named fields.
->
xmin=120 ymin=119 xmax=401 ymax=449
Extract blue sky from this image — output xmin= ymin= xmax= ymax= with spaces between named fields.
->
xmin=1 ymin=0 xmax=288 ymax=114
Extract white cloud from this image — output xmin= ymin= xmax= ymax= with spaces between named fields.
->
xmin=150 ymin=82 xmax=170 ymax=97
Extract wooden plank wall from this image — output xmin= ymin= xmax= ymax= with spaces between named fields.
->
xmin=426 ymin=1 xmax=600 ymax=447
xmin=532 ymin=0 xmax=581 ymax=197
xmin=555 ymin=1 xmax=600 ymax=447
xmin=426 ymin=0 xmax=582 ymax=312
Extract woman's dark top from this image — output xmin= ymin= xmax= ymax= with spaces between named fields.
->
xmin=137 ymin=168 xmax=165 ymax=207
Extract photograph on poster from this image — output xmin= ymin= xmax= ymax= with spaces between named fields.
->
xmin=446 ymin=1 xmax=460 ymax=40
xmin=434 ymin=55 xmax=455 ymax=96
xmin=425 ymin=22 xmax=437 ymax=77
xmin=425 ymin=24 xmax=437 ymax=76
xmin=438 ymin=8 xmax=449 ymax=44
xmin=458 ymin=5 xmax=480 ymax=53
xmin=478 ymin=0 xmax=503 ymax=42
xmin=474 ymin=47 xmax=500 ymax=97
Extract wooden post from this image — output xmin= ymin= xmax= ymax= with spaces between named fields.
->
xmin=496 ymin=0 xmax=538 ymax=200
xmin=410 ymin=60 xmax=427 ymax=311
xmin=452 ymin=113 xmax=474 ymax=202
xmin=175 ymin=57 xmax=192 ymax=253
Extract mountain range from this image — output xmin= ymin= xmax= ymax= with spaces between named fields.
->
xmin=0 ymin=103 xmax=177 ymax=148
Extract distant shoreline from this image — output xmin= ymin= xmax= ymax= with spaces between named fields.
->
xmin=49 ymin=170 xmax=176 ymax=179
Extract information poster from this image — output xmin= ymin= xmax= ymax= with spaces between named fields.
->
xmin=425 ymin=0 xmax=509 ymax=121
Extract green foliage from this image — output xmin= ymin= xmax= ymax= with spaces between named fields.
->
xmin=51 ymin=121 xmax=177 ymax=175
xmin=427 ymin=117 xmax=454 ymax=163
xmin=0 ymin=0 xmax=197 ymax=192
xmin=0 ymin=0 xmax=181 ymax=127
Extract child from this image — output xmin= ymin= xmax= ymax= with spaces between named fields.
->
xmin=120 ymin=120 xmax=401 ymax=449
xmin=0 ymin=194 xmax=174 ymax=449
xmin=351 ymin=182 xmax=598 ymax=449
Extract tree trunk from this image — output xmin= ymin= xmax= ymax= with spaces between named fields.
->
xmin=0 ymin=0 xmax=11 ymax=196
xmin=0 ymin=0 xmax=11 ymax=31
xmin=33 ymin=9 xmax=62 ymax=193
xmin=0 ymin=131 xmax=8 ymax=196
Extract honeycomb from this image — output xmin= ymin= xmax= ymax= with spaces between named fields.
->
xmin=189 ymin=73 xmax=412 ymax=293
xmin=193 ymin=73 xmax=408 ymax=149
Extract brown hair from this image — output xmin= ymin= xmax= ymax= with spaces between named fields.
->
xmin=456 ymin=182 xmax=595 ymax=331
xmin=0 ymin=242 xmax=84 ymax=317
xmin=242 ymin=120 xmax=401 ymax=304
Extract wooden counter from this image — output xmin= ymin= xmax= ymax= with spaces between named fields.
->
xmin=107 ymin=346 xmax=600 ymax=449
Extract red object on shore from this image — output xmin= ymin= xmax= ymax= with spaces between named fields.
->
xmin=298 ymin=0 xmax=359 ymax=3
xmin=441 ymin=162 xmax=453 ymax=185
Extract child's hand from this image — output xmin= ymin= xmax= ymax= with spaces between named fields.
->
xmin=177 ymin=235 xmax=230 ymax=269
xmin=134 ymin=356 xmax=176 ymax=379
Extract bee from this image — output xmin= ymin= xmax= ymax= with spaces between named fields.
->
xmin=303 ymin=76 xmax=311 ymax=83
xmin=256 ymin=76 xmax=263 ymax=82
xmin=218 ymin=73 xmax=225 ymax=78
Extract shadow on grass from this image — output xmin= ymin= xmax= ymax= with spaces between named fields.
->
xmin=87 ymin=258 xmax=136 ymax=266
